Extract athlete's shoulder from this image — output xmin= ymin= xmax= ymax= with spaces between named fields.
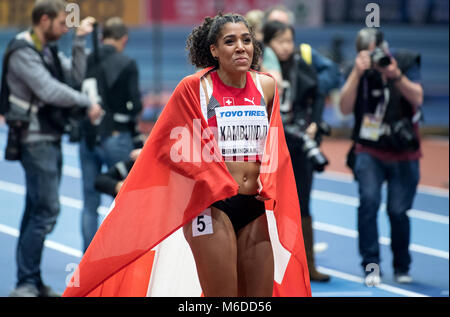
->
xmin=250 ymin=69 xmax=276 ymax=99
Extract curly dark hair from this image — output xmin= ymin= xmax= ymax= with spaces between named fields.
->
xmin=186 ymin=13 xmax=261 ymax=70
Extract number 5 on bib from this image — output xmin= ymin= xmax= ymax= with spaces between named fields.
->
xmin=192 ymin=208 xmax=213 ymax=237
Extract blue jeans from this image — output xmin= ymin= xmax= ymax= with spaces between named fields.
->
xmin=354 ymin=152 xmax=419 ymax=274
xmin=17 ymin=141 xmax=62 ymax=287
xmin=79 ymin=132 xmax=133 ymax=252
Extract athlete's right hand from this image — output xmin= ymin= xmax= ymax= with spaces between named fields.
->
xmin=88 ymin=103 xmax=104 ymax=125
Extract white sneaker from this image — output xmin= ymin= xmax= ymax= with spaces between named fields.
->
xmin=9 ymin=284 xmax=40 ymax=297
xmin=313 ymin=242 xmax=329 ymax=254
xmin=394 ymin=273 xmax=413 ymax=284
xmin=364 ymin=274 xmax=381 ymax=287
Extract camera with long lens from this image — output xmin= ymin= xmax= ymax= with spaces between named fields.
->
xmin=371 ymin=46 xmax=391 ymax=68
xmin=4 ymin=119 xmax=28 ymax=161
xmin=285 ymin=121 xmax=331 ymax=172
xmin=388 ymin=118 xmax=420 ymax=151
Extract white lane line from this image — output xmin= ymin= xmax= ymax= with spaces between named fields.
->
xmin=0 ymin=180 xmax=110 ymax=216
xmin=313 ymin=222 xmax=449 ymax=260
xmin=5 ymin=181 xmax=446 ymax=225
xmin=2 ymin=148 xmax=447 ymax=198
xmin=0 ymin=223 xmax=82 ymax=258
xmin=316 ymin=266 xmax=429 ymax=297
xmin=317 ymin=171 xmax=449 ymax=198
xmin=0 ymin=223 xmax=429 ymax=297
xmin=62 ymin=165 xmax=82 ymax=178
xmin=0 ymin=179 xmax=447 ymax=259
xmin=312 ymin=190 xmax=449 ymax=225
xmin=1 ymin=178 xmax=446 ymax=225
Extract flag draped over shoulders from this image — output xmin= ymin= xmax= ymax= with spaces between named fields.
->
xmin=63 ymin=67 xmax=311 ymax=297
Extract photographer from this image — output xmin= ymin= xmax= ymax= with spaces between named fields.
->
xmin=263 ymin=20 xmax=341 ymax=282
xmin=0 ymin=0 xmax=101 ymax=297
xmin=78 ymin=17 xmax=143 ymax=253
xmin=340 ymin=28 xmax=423 ymax=285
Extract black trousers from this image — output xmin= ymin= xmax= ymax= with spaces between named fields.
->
xmin=286 ymin=134 xmax=314 ymax=218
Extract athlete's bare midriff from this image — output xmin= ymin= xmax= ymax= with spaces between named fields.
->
xmin=225 ymin=161 xmax=261 ymax=194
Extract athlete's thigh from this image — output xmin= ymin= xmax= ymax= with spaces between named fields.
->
xmin=183 ymin=206 xmax=238 ymax=296
xmin=236 ymin=213 xmax=274 ymax=297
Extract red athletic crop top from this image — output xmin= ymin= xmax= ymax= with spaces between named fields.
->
xmin=204 ymin=70 xmax=268 ymax=162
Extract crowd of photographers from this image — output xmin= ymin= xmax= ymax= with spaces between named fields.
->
xmin=0 ymin=0 xmax=423 ymax=296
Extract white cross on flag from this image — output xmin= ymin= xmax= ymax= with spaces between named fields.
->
xmin=223 ymin=97 xmax=235 ymax=106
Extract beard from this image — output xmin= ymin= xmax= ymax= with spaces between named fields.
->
xmin=43 ymin=22 xmax=60 ymax=42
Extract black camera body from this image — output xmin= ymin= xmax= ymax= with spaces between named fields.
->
xmin=285 ymin=121 xmax=331 ymax=172
xmin=4 ymin=119 xmax=29 ymax=161
xmin=371 ymin=47 xmax=391 ymax=68
xmin=388 ymin=117 xmax=420 ymax=151
xmin=65 ymin=107 xmax=87 ymax=143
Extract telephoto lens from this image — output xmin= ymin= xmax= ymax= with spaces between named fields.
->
xmin=301 ymin=134 xmax=329 ymax=172
xmin=285 ymin=124 xmax=330 ymax=172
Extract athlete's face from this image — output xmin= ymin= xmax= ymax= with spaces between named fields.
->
xmin=269 ymin=28 xmax=294 ymax=62
xmin=210 ymin=22 xmax=254 ymax=73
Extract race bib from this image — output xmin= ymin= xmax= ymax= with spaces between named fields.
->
xmin=215 ymin=106 xmax=269 ymax=157
xmin=192 ymin=208 xmax=213 ymax=237
xmin=359 ymin=114 xmax=382 ymax=141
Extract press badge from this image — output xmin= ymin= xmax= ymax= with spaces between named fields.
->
xmin=359 ymin=85 xmax=390 ymax=142
xmin=359 ymin=114 xmax=382 ymax=141
xmin=215 ymin=105 xmax=269 ymax=157
xmin=192 ymin=208 xmax=213 ymax=237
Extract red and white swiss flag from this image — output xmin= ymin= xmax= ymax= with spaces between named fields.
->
xmin=62 ymin=68 xmax=311 ymax=297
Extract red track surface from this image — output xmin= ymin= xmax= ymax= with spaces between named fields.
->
xmin=321 ymin=137 xmax=449 ymax=190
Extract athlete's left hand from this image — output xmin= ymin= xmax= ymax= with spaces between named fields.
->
xmin=255 ymin=195 xmax=270 ymax=201
xmin=255 ymin=176 xmax=270 ymax=201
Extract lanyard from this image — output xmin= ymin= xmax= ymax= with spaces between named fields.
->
xmin=30 ymin=29 xmax=43 ymax=52
xmin=362 ymin=74 xmax=390 ymax=121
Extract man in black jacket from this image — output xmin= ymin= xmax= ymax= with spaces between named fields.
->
xmin=79 ymin=17 xmax=143 ymax=253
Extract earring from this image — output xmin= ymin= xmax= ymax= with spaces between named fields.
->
xmin=213 ymin=56 xmax=218 ymax=60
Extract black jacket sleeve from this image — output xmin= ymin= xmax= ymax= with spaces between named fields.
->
xmin=126 ymin=60 xmax=143 ymax=117
xmin=94 ymin=159 xmax=134 ymax=197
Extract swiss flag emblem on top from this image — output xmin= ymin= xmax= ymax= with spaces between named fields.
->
xmin=223 ymin=97 xmax=235 ymax=106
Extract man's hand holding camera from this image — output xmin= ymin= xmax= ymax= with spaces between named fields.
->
xmin=374 ymin=56 xmax=403 ymax=82
xmin=354 ymin=50 xmax=372 ymax=77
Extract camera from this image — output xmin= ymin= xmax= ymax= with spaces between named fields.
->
xmin=371 ymin=46 xmax=391 ymax=68
xmin=285 ymin=121 xmax=331 ymax=172
xmin=4 ymin=120 xmax=28 ymax=161
xmin=389 ymin=118 xmax=419 ymax=151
